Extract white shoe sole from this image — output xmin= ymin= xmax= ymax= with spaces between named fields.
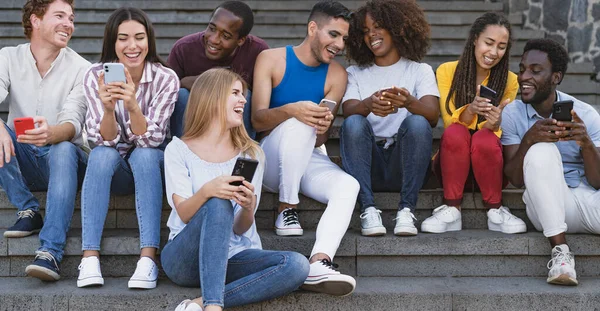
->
xmin=128 ymin=279 xmax=157 ymax=289
xmin=421 ymin=220 xmax=462 ymax=233
xmin=547 ymin=274 xmax=578 ymax=286
xmin=4 ymin=229 xmax=40 ymax=238
xmin=361 ymin=226 xmax=386 ymax=236
xmin=275 ymin=228 xmax=303 ymax=236
xmin=394 ymin=226 xmax=418 ymax=236
xmin=302 ymin=274 xmax=356 ymax=296
xmin=77 ymin=276 xmax=104 ymax=288
xmin=488 ymin=221 xmax=527 ymax=234
xmin=25 ymin=265 xmax=60 ymax=281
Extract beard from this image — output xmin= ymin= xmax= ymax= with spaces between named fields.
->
xmin=522 ymin=78 xmax=553 ymax=105
xmin=310 ymin=38 xmax=329 ymax=64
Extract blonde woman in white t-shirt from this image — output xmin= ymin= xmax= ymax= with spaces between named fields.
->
xmin=162 ymin=68 xmax=309 ymax=311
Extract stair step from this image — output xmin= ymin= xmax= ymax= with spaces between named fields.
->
xmin=3 ymin=229 xmax=600 ymax=278
xmin=1 ymin=276 xmax=599 ymax=311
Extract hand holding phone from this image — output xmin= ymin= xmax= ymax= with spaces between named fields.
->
xmin=380 ymin=86 xmax=402 ymax=113
xmin=552 ymin=100 xmax=574 ymax=122
xmin=230 ymin=158 xmax=259 ymax=186
xmin=13 ymin=117 xmax=35 ymax=137
xmin=479 ymin=85 xmax=498 ymax=106
xmin=319 ymin=99 xmax=337 ymax=112
xmin=103 ymin=63 xmax=126 ymax=84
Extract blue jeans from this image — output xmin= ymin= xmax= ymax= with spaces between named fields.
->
xmin=81 ymin=146 xmax=163 ymax=250
xmin=340 ymin=114 xmax=432 ymax=213
xmin=161 ymin=198 xmax=309 ymax=309
xmin=0 ymin=125 xmax=87 ymax=262
xmin=170 ymin=88 xmax=256 ymax=139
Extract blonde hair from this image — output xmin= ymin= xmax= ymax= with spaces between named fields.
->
xmin=182 ymin=68 xmax=262 ymax=160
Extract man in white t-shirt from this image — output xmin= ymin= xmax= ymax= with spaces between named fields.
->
xmin=340 ymin=2 xmax=440 ymax=236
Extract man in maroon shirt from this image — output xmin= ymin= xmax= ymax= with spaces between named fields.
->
xmin=168 ymin=1 xmax=269 ymax=138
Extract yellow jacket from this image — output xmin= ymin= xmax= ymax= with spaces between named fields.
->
xmin=436 ymin=60 xmax=519 ymax=138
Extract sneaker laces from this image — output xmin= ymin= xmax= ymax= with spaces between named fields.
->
xmin=360 ymin=208 xmax=382 ymax=222
xmin=17 ymin=209 xmax=36 ymax=219
xmin=282 ymin=209 xmax=300 ymax=226
xmin=432 ymin=205 xmax=449 ymax=214
xmin=320 ymin=259 xmax=339 ymax=271
xmin=35 ymin=250 xmax=59 ymax=270
xmin=499 ymin=206 xmax=519 ymax=220
xmin=547 ymin=247 xmax=574 ymax=270
xmin=394 ymin=208 xmax=416 ymax=222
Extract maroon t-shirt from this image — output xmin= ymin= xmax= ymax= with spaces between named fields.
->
xmin=167 ymin=31 xmax=269 ymax=89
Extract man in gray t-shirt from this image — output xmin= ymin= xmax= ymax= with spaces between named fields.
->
xmin=0 ymin=0 xmax=90 ymax=282
xmin=502 ymin=39 xmax=600 ymax=287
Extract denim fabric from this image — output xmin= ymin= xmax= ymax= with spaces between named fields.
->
xmin=170 ymin=88 xmax=255 ymax=140
xmin=340 ymin=114 xmax=432 ymax=213
xmin=0 ymin=125 xmax=88 ymax=262
xmin=161 ymin=198 xmax=308 ymax=309
xmin=81 ymin=146 xmax=163 ymax=250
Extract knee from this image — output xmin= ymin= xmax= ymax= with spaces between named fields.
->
xmin=341 ymin=115 xmax=369 ymax=139
xmin=88 ymin=146 xmax=120 ymax=165
xmin=49 ymin=141 xmax=77 ymax=163
xmin=471 ymin=129 xmax=501 ymax=158
xmin=278 ymin=118 xmax=314 ymax=139
xmin=200 ymin=198 xmax=234 ymax=221
xmin=524 ymin=143 xmax=561 ymax=172
xmin=129 ymin=148 xmax=163 ymax=167
xmin=331 ymin=174 xmax=360 ymax=200
xmin=282 ymin=252 xmax=310 ymax=284
xmin=400 ymin=115 xmax=432 ymax=139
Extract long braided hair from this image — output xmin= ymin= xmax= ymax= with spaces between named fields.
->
xmin=445 ymin=12 xmax=512 ymax=118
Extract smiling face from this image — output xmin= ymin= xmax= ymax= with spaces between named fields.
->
xmin=34 ymin=0 xmax=74 ymax=49
xmin=204 ymin=8 xmax=245 ymax=61
xmin=309 ymin=17 xmax=349 ymax=64
xmin=115 ymin=20 xmax=148 ymax=71
xmin=474 ymin=25 xmax=509 ymax=72
xmin=518 ymin=49 xmax=560 ymax=105
xmin=362 ymin=13 xmax=397 ymax=61
xmin=226 ymin=80 xmax=247 ymax=129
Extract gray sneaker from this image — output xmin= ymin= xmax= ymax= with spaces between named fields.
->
xmin=359 ymin=206 xmax=386 ymax=236
xmin=547 ymin=244 xmax=578 ymax=286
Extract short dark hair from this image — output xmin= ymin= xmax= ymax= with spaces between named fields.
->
xmin=213 ymin=1 xmax=254 ymax=38
xmin=308 ymin=1 xmax=352 ymax=27
xmin=100 ymin=7 xmax=165 ymax=66
xmin=523 ymin=38 xmax=569 ymax=75
xmin=22 ymin=0 xmax=74 ymax=39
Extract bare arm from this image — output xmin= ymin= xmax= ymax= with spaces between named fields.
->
xmin=404 ymin=94 xmax=440 ymax=127
xmin=180 ymin=75 xmax=198 ymax=90
xmin=316 ymin=62 xmax=347 ymax=147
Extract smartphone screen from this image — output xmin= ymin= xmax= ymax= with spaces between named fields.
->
xmin=552 ymin=100 xmax=574 ymax=122
xmin=230 ymin=158 xmax=259 ymax=186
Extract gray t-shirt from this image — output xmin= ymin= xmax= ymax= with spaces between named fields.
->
xmin=501 ymin=91 xmax=600 ymax=187
xmin=164 ymin=137 xmax=263 ymax=259
xmin=342 ymin=58 xmax=440 ymax=143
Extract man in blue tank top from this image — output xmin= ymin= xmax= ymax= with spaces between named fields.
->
xmin=251 ymin=1 xmax=358 ymax=297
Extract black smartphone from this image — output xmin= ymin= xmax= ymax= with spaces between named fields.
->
xmin=479 ymin=85 xmax=498 ymax=106
xmin=552 ymin=100 xmax=574 ymax=122
xmin=230 ymin=158 xmax=259 ymax=186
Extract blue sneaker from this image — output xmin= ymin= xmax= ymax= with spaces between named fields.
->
xmin=3 ymin=209 xmax=43 ymax=238
xmin=25 ymin=251 xmax=60 ymax=281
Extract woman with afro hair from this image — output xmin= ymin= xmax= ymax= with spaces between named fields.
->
xmin=339 ymin=0 xmax=440 ymax=237
xmin=421 ymin=12 xmax=526 ymax=234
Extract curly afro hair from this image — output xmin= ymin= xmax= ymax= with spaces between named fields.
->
xmin=345 ymin=0 xmax=430 ymax=66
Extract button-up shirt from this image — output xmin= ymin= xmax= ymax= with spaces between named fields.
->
xmin=0 ymin=43 xmax=90 ymax=147
xmin=83 ymin=62 xmax=179 ymax=157
xmin=501 ymin=91 xmax=600 ymax=187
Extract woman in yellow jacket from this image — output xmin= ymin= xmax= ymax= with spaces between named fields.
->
xmin=421 ymin=12 xmax=527 ymax=234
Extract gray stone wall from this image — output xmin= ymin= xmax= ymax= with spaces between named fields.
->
xmin=511 ymin=0 xmax=600 ymax=72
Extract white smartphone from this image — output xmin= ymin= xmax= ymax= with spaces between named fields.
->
xmin=103 ymin=63 xmax=126 ymax=84
xmin=319 ymin=98 xmax=337 ymax=112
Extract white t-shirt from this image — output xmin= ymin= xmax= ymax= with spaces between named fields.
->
xmin=342 ymin=58 xmax=440 ymax=141
xmin=164 ymin=137 xmax=264 ymax=259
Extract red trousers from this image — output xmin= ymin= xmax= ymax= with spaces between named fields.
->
xmin=433 ymin=123 xmax=505 ymax=209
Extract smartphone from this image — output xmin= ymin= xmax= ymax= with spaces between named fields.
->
xmin=479 ymin=85 xmax=498 ymax=106
xmin=380 ymin=86 xmax=399 ymax=113
xmin=230 ymin=158 xmax=259 ymax=186
xmin=103 ymin=63 xmax=126 ymax=84
xmin=552 ymin=100 xmax=574 ymax=122
xmin=319 ymin=99 xmax=337 ymax=112
xmin=13 ymin=117 xmax=35 ymax=137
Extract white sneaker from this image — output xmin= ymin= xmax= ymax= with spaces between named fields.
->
xmin=487 ymin=206 xmax=527 ymax=234
xmin=547 ymin=244 xmax=578 ymax=286
xmin=421 ymin=205 xmax=462 ymax=233
xmin=394 ymin=208 xmax=418 ymax=236
xmin=360 ymin=206 xmax=386 ymax=236
xmin=174 ymin=299 xmax=203 ymax=311
xmin=301 ymin=259 xmax=356 ymax=296
xmin=275 ymin=208 xmax=303 ymax=236
xmin=77 ymin=256 xmax=104 ymax=288
xmin=128 ymin=256 xmax=158 ymax=289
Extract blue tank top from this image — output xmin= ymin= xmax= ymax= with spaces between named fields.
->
xmin=269 ymin=45 xmax=329 ymax=109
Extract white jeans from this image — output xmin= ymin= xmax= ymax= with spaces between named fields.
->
xmin=261 ymin=118 xmax=359 ymax=259
xmin=523 ymin=143 xmax=600 ymax=237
